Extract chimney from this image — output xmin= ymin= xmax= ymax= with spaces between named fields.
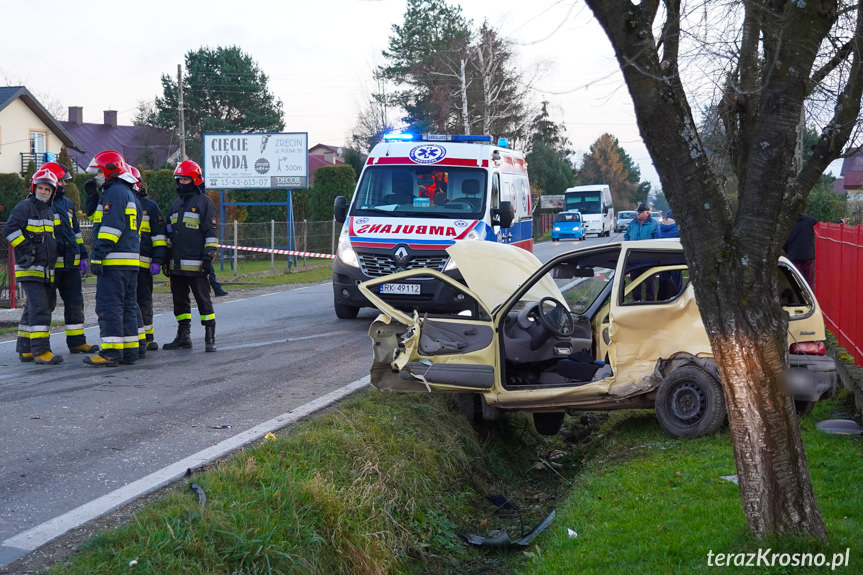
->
xmin=104 ymin=110 xmax=118 ymax=128
xmin=68 ymin=106 xmax=83 ymax=125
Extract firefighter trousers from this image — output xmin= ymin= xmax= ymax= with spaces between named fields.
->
xmin=170 ymin=274 xmax=215 ymax=326
xmin=95 ymin=268 xmax=139 ymax=363
xmin=51 ymin=267 xmax=87 ymax=350
xmin=16 ymin=281 xmax=53 ymax=355
xmin=137 ymin=269 xmax=155 ymax=343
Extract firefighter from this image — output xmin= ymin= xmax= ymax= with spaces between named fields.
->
xmin=83 ymin=150 xmax=142 ymax=367
xmin=163 ymin=160 xmax=219 ymax=352
xmin=129 ymin=165 xmax=167 ymax=351
xmin=4 ymin=168 xmax=63 ymax=364
xmin=43 ymin=162 xmax=99 ymax=354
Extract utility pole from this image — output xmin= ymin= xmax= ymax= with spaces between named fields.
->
xmin=178 ymin=64 xmax=186 ymax=161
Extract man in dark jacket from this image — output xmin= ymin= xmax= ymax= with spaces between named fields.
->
xmin=163 ymin=160 xmax=219 ymax=352
xmin=83 ymin=151 xmax=142 ymax=367
xmin=43 ymin=162 xmax=99 ymax=354
xmin=4 ymin=168 xmax=63 ymax=364
xmin=783 ymin=212 xmax=818 ymax=288
xmin=624 ymin=203 xmax=659 ymax=301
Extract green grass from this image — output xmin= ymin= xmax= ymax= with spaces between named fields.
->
xmin=46 ymin=393 xmax=568 ymax=575
xmin=520 ymin=396 xmax=863 ymax=575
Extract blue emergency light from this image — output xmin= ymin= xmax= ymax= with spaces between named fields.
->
xmin=382 ymin=132 xmax=416 ymax=141
xmin=497 ymin=137 xmax=509 ymax=148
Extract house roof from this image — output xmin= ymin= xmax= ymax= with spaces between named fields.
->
xmin=840 ymin=148 xmax=863 ymax=189
xmin=59 ymin=120 xmax=179 ymax=171
xmin=0 ymin=86 xmax=82 ymax=151
xmin=308 ymin=153 xmax=345 ymax=185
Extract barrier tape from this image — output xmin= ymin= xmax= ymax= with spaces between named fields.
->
xmin=217 ymin=244 xmax=336 ymax=259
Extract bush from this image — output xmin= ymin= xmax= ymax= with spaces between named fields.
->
xmin=309 ymin=164 xmax=356 ymax=221
xmin=0 ymin=173 xmax=27 ymax=218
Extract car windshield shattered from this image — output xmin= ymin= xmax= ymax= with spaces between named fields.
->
xmin=349 ymin=165 xmax=488 ymax=219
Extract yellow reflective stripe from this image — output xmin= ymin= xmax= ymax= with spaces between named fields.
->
xmin=66 ymin=328 xmax=86 ymax=336
xmin=98 ymin=231 xmax=120 ymax=242
xmin=10 ymin=235 xmax=25 ymax=247
xmin=140 ymin=221 xmax=152 ymax=233
xmin=176 ymin=313 xmax=192 ymax=321
xmin=30 ymin=330 xmax=51 ymax=339
xmin=76 ymin=237 xmax=84 ymax=244
xmin=123 ymin=341 xmax=139 ymax=349
xmin=16 ymin=270 xmax=47 ymax=279
xmin=200 ymin=313 xmax=215 ymax=322
xmin=103 ymin=259 xmax=140 ymax=267
xmin=101 ymin=342 xmax=124 ymax=350
xmin=26 ymin=225 xmax=48 ymax=233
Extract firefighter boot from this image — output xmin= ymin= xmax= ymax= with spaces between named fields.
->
xmin=70 ymin=343 xmax=100 ymax=354
xmin=163 ymin=321 xmax=192 ymax=350
xmin=19 ymin=352 xmax=34 ymax=362
xmin=83 ymin=354 xmax=119 ymax=367
xmin=146 ymin=340 xmax=159 ymax=351
xmin=34 ymin=351 xmax=64 ymax=365
xmin=205 ymin=324 xmax=217 ymax=352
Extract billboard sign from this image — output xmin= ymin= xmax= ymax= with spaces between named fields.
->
xmin=540 ymin=194 xmax=564 ymax=209
xmin=203 ymin=132 xmax=308 ymax=189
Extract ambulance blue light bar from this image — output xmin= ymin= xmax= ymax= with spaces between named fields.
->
xmin=382 ymin=132 xmax=416 ymax=141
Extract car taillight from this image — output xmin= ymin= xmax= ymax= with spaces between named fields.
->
xmin=789 ymin=341 xmax=826 ymax=355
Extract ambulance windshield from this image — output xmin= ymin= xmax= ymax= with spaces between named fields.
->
xmin=350 ymin=166 xmax=487 ymax=219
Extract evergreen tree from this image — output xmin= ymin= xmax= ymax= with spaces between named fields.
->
xmin=524 ymin=102 xmax=574 ymax=196
xmin=151 ymin=46 xmax=284 ymax=163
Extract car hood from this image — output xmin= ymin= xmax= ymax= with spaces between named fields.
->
xmin=446 ymin=241 xmax=565 ymax=311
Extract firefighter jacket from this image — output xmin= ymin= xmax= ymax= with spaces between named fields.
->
xmin=4 ymin=195 xmax=59 ymax=283
xmin=166 ymin=190 xmax=219 ymax=276
xmin=91 ymin=179 xmax=141 ymax=270
xmin=138 ymin=195 xmax=168 ymax=269
xmin=52 ymin=191 xmax=88 ymax=270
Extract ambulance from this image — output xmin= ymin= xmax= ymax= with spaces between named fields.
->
xmin=332 ymin=133 xmax=533 ymax=319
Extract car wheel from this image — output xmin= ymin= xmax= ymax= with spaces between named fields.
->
xmin=533 ymin=412 xmax=565 ymax=436
xmin=794 ymin=399 xmax=815 ymax=417
xmin=655 ymin=366 xmax=726 ymax=438
xmin=334 ymin=299 xmax=359 ymax=319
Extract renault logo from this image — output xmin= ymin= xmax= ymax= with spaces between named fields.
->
xmin=394 ymin=247 xmax=408 ymax=263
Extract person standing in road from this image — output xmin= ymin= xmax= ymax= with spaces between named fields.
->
xmin=43 ymin=162 xmax=99 ymax=355
xmin=4 ymin=168 xmax=63 ymax=364
xmin=783 ymin=212 xmax=818 ymax=288
xmin=656 ymin=210 xmax=682 ymax=296
xmin=129 ymin=166 xmax=167 ymax=351
xmin=657 ymin=210 xmax=679 ymax=239
xmin=83 ymin=151 xmax=142 ymax=367
xmin=624 ymin=203 xmax=659 ymax=301
xmin=163 ymin=160 xmax=219 ymax=352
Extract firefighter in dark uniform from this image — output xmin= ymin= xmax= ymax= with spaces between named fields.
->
xmin=4 ymin=168 xmax=63 ymax=364
xmin=129 ymin=165 xmax=167 ymax=351
xmin=163 ymin=160 xmax=219 ymax=352
xmin=83 ymin=150 xmax=142 ymax=367
xmin=43 ymin=162 xmax=99 ymax=354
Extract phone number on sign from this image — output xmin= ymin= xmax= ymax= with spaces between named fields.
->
xmin=207 ymin=177 xmax=269 ymax=188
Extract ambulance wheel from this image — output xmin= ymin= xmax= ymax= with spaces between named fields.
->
xmin=655 ymin=366 xmax=726 ymax=438
xmin=334 ymin=299 xmax=359 ymax=319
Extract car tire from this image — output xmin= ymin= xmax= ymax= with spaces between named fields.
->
xmin=794 ymin=399 xmax=815 ymax=417
xmin=533 ymin=412 xmax=565 ymax=436
xmin=655 ymin=366 xmax=726 ymax=438
xmin=334 ymin=299 xmax=360 ymax=319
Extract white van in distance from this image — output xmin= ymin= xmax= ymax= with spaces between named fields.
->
xmin=563 ymin=184 xmax=614 ymax=237
xmin=332 ymin=133 xmax=533 ymax=319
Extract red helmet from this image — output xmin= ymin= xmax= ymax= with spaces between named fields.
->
xmin=87 ymin=150 xmax=134 ymax=181
xmin=174 ymin=160 xmax=204 ymax=186
xmin=30 ymin=168 xmax=59 ymax=194
xmin=42 ymin=162 xmax=73 ymax=183
xmin=128 ymin=165 xmax=142 ymax=185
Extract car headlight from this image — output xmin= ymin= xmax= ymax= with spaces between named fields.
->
xmin=553 ymin=226 xmax=561 ymax=231
xmin=336 ymin=227 xmax=359 ymax=268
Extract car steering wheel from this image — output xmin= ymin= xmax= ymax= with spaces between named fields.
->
xmin=536 ymin=297 xmax=575 ymax=337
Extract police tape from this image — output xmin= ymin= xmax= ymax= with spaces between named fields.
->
xmin=217 ymin=244 xmax=336 ymax=259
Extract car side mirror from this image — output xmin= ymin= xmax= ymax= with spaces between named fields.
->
xmin=334 ymin=195 xmax=347 ymax=223
xmin=493 ymin=201 xmax=515 ymax=228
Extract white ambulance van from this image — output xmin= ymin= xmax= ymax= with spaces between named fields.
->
xmin=332 ymin=133 xmax=533 ymax=319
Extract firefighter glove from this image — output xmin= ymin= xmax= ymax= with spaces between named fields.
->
xmin=202 ymin=260 xmax=214 ymax=275
xmin=149 ymin=262 xmax=161 ymax=276
xmin=90 ymin=261 xmax=103 ymax=277
xmin=17 ymin=249 xmax=36 ymax=268
xmin=80 ymin=259 xmax=88 ymax=276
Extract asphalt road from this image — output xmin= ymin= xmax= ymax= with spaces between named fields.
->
xmin=0 ymin=282 xmax=378 ymax=566
xmin=0 ymin=233 xmax=620 ymax=569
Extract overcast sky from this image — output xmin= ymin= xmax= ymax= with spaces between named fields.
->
xmin=0 ymin=0 xmax=841 ymax=188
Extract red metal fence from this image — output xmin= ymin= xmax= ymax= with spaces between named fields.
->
xmin=815 ymin=222 xmax=862 ymax=366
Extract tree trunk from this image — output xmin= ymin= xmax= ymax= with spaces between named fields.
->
xmin=460 ymin=59 xmax=470 ymax=135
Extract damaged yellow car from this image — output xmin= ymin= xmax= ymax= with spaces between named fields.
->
xmin=361 ymin=240 xmax=837 ymax=438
